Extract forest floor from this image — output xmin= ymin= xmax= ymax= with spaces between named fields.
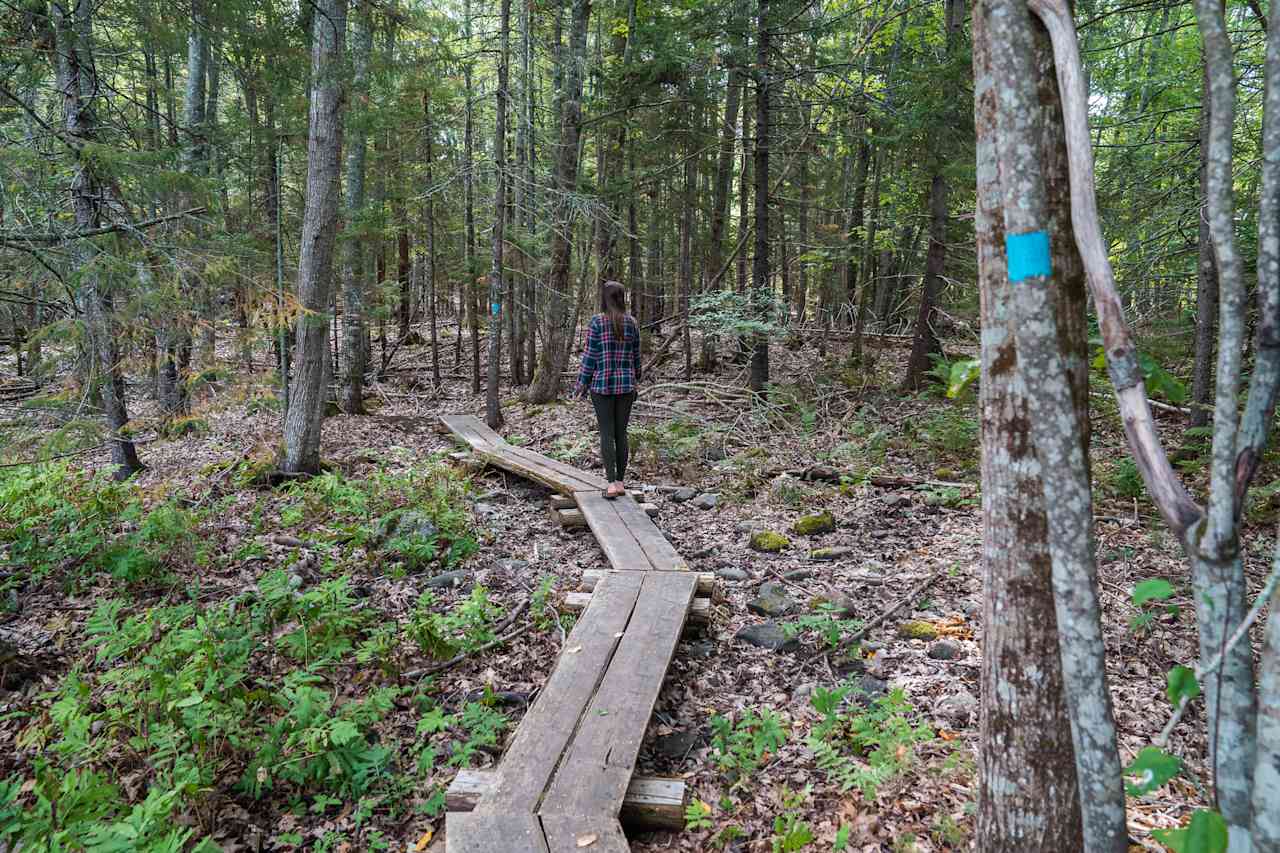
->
xmin=1 ymin=325 xmax=1273 ymax=852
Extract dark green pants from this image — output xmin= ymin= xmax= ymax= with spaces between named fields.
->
xmin=590 ymin=391 xmax=636 ymax=482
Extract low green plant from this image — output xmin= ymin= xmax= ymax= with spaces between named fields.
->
xmin=920 ymin=410 xmax=979 ymax=458
xmin=407 ymin=587 xmax=504 ymax=660
xmin=709 ymin=707 xmax=789 ymax=787
xmin=782 ymin=604 xmax=861 ymax=650
xmin=1130 ymin=578 xmax=1179 ymax=634
xmin=1105 ymin=458 xmax=1145 ymax=499
xmin=806 ymin=684 xmax=934 ymax=800
xmin=770 ymin=786 xmax=815 ymax=852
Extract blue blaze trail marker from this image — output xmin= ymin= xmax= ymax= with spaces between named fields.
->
xmin=491 ymin=302 xmax=501 ymax=317
xmin=1005 ymin=230 xmax=1052 ymax=283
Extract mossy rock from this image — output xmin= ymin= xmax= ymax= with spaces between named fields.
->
xmin=749 ymin=530 xmax=790 ymax=553
xmin=897 ymin=620 xmax=939 ymax=640
xmin=934 ymin=467 xmax=956 ymax=481
xmin=792 ymin=510 xmax=836 ymax=536
xmin=159 ymin=416 xmax=209 ymax=438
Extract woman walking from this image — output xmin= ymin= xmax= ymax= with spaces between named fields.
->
xmin=574 ymin=281 xmax=642 ymax=499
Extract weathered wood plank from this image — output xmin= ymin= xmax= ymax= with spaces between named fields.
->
xmin=480 ymin=571 xmax=645 ymax=811
xmin=540 ymin=816 xmax=629 ymax=853
xmin=561 ymin=591 xmax=710 ymax=623
xmin=609 ymin=497 xmax=686 ymax=570
xmin=550 ymin=492 xmax=642 ymax=509
xmin=575 ymin=492 xmax=655 ymax=570
xmin=440 ymin=414 xmax=500 ymax=450
xmin=541 ymin=572 xmax=698 ymax=818
xmin=552 ymin=504 xmax=657 ymax=528
xmin=472 ymin=445 xmax=594 ymax=495
xmin=445 ymin=812 xmax=549 ymax=853
xmin=581 ymin=569 xmax=713 ymax=597
xmin=502 ymin=444 xmax=609 ymax=490
xmin=446 ymin=770 xmax=687 ymax=831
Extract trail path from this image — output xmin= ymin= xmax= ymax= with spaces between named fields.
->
xmin=441 ymin=415 xmax=697 ymax=853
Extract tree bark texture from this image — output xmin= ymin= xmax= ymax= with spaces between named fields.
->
xmin=486 ymin=0 xmax=510 ymax=428
xmin=749 ymin=0 xmax=771 ymax=393
xmin=342 ymin=0 xmax=371 ymax=415
xmin=282 ymin=0 xmax=347 ymax=475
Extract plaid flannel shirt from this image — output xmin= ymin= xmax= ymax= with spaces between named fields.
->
xmin=575 ymin=314 xmax=641 ymax=396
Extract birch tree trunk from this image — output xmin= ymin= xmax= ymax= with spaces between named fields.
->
xmin=282 ymin=0 xmax=347 ymax=476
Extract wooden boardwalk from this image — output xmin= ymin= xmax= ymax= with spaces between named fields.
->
xmin=440 ymin=415 xmax=697 ymax=852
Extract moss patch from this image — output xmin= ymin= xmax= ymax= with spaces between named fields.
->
xmin=897 ymin=620 xmax=939 ymax=640
xmin=749 ymin=530 xmax=791 ymax=553
xmin=792 ymin=510 xmax=836 ymax=536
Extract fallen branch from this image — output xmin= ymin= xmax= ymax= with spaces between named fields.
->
xmin=805 ymin=565 xmax=947 ymax=661
xmin=0 ymin=207 xmax=207 ymax=247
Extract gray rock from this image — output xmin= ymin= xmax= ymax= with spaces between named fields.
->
xmin=476 ymin=489 xmax=510 ymax=503
xmin=747 ymin=582 xmax=795 ymax=617
xmin=811 ymin=591 xmax=857 ymax=617
xmin=654 ymin=728 xmax=702 ymax=758
xmin=937 ymin=690 xmax=979 ymax=726
xmin=961 ymin=600 xmax=981 ymax=619
xmin=375 ymin=509 xmax=439 ymax=544
xmin=783 ymin=568 xmax=815 ymax=582
xmin=735 ymin=522 xmax=755 ymax=534
xmin=928 ymin=641 xmax=961 ymax=661
xmin=423 ymin=570 xmax=471 ymax=590
xmin=684 ymin=641 xmax=715 ymax=660
xmin=715 ymin=567 xmax=750 ymax=582
xmin=793 ymin=682 xmax=818 ymax=702
xmin=474 ymin=502 xmax=500 ymax=517
xmin=849 ymin=675 xmax=889 ymax=704
xmin=809 ymin=546 xmax=854 ymax=562
xmin=692 ymin=493 xmax=720 ymax=510
xmin=497 ymin=559 xmax=530 ymax=574
xmin=734 ymin=621 xmax=799 ymax=652
xmin=883 ymin=494 xmax=912 ymax=509
xmin=671 ymin=487 xmax=698 ymax=503
xmin=692 ymin=544 xmax=719 ymax=558
xmin=701 ymin=445 xmax=728 ymax=462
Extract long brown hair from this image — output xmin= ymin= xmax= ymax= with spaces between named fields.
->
xmin=601 ymin=280 xmax=627 ymax=340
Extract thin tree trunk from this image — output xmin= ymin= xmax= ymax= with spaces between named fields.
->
xmin=487 ymin=0 xmax=510 ymax=428
xmin=53 ymin=0 xmax=142 ymax=479
xmin=902 ymin=174 xmax=948 ymax=389
xmin=749 ymin=0 xmax=771 ymax=392
xmin=282 ymin=0 xmax=347 ymax=475
xmin=1189 ymin=55 xmax=1218 ymax=431
xmin=423 ymin=93 xmax=441 ymax=387
xmin=342 ymin=0 xmax=371 ymax=415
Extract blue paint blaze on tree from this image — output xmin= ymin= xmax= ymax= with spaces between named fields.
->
xmin=1005 ymin=230 xmax=1052 ymax=282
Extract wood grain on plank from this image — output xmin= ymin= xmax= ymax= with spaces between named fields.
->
xmin=440 ymin=414 xmax=499 ymax=450
xmin=575 ymin=492 xmax=654 ymax=570
xmin=445 ymin=812 xmax=549 ymax=853
xmin=481 ymin=571 xmax=645 ymax=811
xmin=540 ymin=816 xmax=630 ymax=853
xmin=473 ymin=446 xmax=588 ymax=495
xmin=541 ymin=572 xmax=698 ymax=817
xmin=446 ymin=770 xmax=687 ymax=831
xmin=610 ymin=497 xmax=686 ymax=570
xmin=502 ymin=444 xmax=609 ymax=490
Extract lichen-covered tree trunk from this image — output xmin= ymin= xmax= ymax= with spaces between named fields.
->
xmin=342 ymin=0 xmax=371 ymax=415
xmin=982 ymin=0 xmax=1129 ymax=847
xmin=973 ymin=6 xmax=1086 ymax=847
xmin=54 ymin=0 xmax=142 ymax=480
xmin=1189 ymin=55 xmax=1218 ymax=432
xmin=282 ymin=0 xmax=347 ymax=475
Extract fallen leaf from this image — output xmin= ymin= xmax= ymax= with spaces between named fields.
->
xmin=567 ymin=645 xmax=582 ymax=653
xmin=415 ymin=829 xmax=435 ymax=851
xmin=577 ymin=834 xmax=597 ymax=847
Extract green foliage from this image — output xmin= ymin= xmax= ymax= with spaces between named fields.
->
xmin=685 ymin=799 xmax=715 ymax=831
xmin=690 ymin=290 xmax=787 ymax=338
xmin=806 ymin=685 xmax=934 ymax=800
xmin=406 ymin=587 xmax=504 ymax=660
xmin=783 ymin=603 xmax=861 ymax=650
xmin=918 ymin=409 xmax=978 ymax=459
xmin=1092 ymin=346 xmax=1187 ymax=404
xmin=1130 ymin=578 xmax=1178 ymax=633
xmin=630 ymin=417 xmax=709 ymax=466
xmin=0 ymin=463 xmax=196 ymax=587
xmin=708 ymin=708 xmax=789 ymax=788
xmin=925 ymin=354 xmax=980 ymax=399
xmin=1124 ymin=747 xmax=1182 ymax=796
xmin=1152 ymin=810 xmax=1229 ymax=853
xmin=770 ymin=786 xmax=815 ymax=852
xmin=1105 ymin=457 xmax=1146 ymax=499
xmin=1166 ymin=665 xmax=1201 ymax=708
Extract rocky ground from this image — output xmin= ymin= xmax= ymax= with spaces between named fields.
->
xmin=2 ymin=326 xmax=1269 ymax=851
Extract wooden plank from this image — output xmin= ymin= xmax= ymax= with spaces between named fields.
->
xmin=550 ymin=491 xmax=642 ymax=509
xmin=609 ymin=497 xmax=686 ymax=570
xmin=501 ymin=444 xmax=608 ymax=490
xmin=552 ymin=504 xmax=657 ymax=528
xmin=473 ymin=445 xmax=595 ymax=496
xmin=561 ymin=591 xmax=710 ymax=623
xmin=440 ymin=414 xmax=500 ymax=450
xmin=445 ymin=812 xmax=548 ymax=853
xmin=447 ymin=770 xmax=686 ymax=831
xmin=575 ymin=492 xmax=654 ymax=570
xmin=480 ymin=571 xmax=645 ymax=811
xmin=541 ymin=572 xmax=699 ymax=818
xmin=582 ymin=569 xmax=713 ymax=597
xmin=541 ymin=816 xmax=629 ymax=853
